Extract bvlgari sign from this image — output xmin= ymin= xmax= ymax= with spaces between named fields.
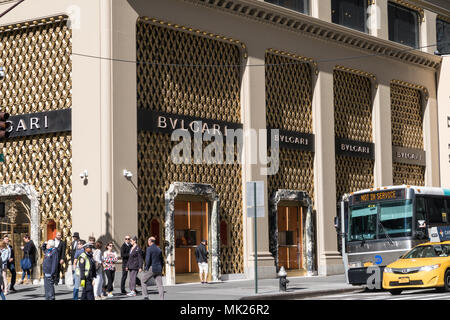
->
xmin=336 ymin=138 xmax=375 ymax=159
xmin=6 ymin=109 xmax=71 ymax=138
xmin=137 ymin=109 xmax=242 ymax=135
xmin=392 ymin=146 xmax=425 ymax=166
xmin=268 ymin=128 xmax=315 ymax=152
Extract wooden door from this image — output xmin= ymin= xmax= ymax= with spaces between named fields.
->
xmin=174 ymin=200 xmax=208 ymax=274
xmin=277 ymin=206 xmax=303 ymax=270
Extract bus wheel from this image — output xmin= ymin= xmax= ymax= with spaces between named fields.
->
xmin=389 ymin=289 xmax=402 ymax=295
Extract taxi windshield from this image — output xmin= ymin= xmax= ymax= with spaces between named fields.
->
xmin=402 ymin=244 xmax=450 ymax=259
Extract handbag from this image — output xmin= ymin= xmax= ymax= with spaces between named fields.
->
xmin=20 ymin=255 xmax=32 ymax=270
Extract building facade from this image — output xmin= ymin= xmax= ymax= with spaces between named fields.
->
xmin=0 ymin=0 xmax=448 ymax=283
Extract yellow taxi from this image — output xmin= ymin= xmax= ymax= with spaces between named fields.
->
xmin=383 ymin=241 xmax=450 ymax=295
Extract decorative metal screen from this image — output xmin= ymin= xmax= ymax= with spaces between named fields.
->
xmin=334 ymin=68 xmax=374 ymax=200
xmin=136 ymin=18 xmax=244 ymax=274
xmin=0 ymin=17 xmax=72 ymax=261
xmin=391 ymin=81 xmax=425 ymax=186
xmin=265 ymin=51 xmax=314 ymax=203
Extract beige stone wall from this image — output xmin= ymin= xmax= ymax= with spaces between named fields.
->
xmin=0 ymin=0 xmax=446 ymax=278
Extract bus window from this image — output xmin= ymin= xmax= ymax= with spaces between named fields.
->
xmin=415 ymin=197 xmax=426 ymax=222
xmin=379 ymin=200 xmax=413 ymax=238
xmin=426 ymin=197 xmax=446 ymax=224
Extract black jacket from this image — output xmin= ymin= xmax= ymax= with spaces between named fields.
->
xmin=7 ymin=244 xmax=14 ymax=265
xmin=126 ymin=246 xmax=143 ymax=270
xmin=70 ymin=240 xmax=79 ymax=265
xmin=120 ymin=243 xmax=131 ymax=266
xmin=195 ymin=243 xmax=208 ymax=263
xmin=54 ymin=239 xmax=67 ymax=262
xmin=144 ymin=244 xmax=164 ymax=274
xmin=43 ymin=248 xmax=59 ymax=277
xmin=23 ymin=240 xmax=37 ymax=266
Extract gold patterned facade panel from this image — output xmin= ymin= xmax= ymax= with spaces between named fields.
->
xmin=335 ymin=155 xmax=374 ymax=201
xmin=393 ymin=163 xmax=425 ymax=186
xmin=0 ymin=18 xmax=72 ymax=114
xmin=137 ymin=21 xmax=244 ymax=274
xmin=267 ymin=149 xmax=314 ymax=205
xmin=0 ymin=18 xmax=72 ymax=263
xmin=265 ymin=51 xmax=313 ymax=134
xmin=136 ymin=19 xmax=242 ymax=123
xmin=334 ymin=69 xmax=373 ymax=143
xmin=390 ymin=82 xmax=423 ymax=149
xmin=138 ymin=132 xmax=243 ymax=274
xmin=0 ymin=133 xmax=73 ymax=260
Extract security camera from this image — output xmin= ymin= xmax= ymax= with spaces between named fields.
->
xmin=123 ymin=169 xmax=133 ymax=179
xmin=0 ymin=67 xmax=5 ymax=80
xmin=80 ymin=170 xmax=88 ymax=180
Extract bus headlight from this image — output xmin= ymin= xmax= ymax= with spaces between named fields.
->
xmin=384 ymin=267 xmax=393 ymax=273
xmin=419 ymin=264 xmax=440 ymax=272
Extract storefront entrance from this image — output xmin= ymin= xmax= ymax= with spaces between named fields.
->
xmin=0 ymin=199 xmax=32 ymax=277
xmin=277 ymin=204 xmax=306 ymax=276
xmin=174 ymin=198 xmax=209 ymax=283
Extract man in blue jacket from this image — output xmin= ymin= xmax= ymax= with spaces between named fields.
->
xmin=42 ymin=240 xmax=59 ymax=300
xmin=141 ymin=237 xmax=164 ymax=300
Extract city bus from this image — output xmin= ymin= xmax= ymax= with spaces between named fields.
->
xmin=335 ymin=185 xmax=450 ymax=286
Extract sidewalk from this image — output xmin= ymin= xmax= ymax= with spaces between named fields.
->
xmin=4 ymin=274 xmax=363 ymax=300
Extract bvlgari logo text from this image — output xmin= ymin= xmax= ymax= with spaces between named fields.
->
xmin=392 ymin=146 xmax=425 ymax=166
xmin=156 ymin=115 xmax=232 ymax=136
xmin=340 ymin=143 xmax=370 ymax=154
xmin=7 ymin=116 xmax=49 ymax=133
xmin=5 ymin=109 xmax=71 ymax=138
xmin=335 ymin=138 xmax=375 ymax=159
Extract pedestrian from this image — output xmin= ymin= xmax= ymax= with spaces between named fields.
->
xmin=79 ymin=243 xmax=96 ymax=300
xmin=42 ymin=240 xmax=59 ymax=300
xmin=103 ymin=242 xmax=118 ymax=297
xmin=72 ymin=239 xmax=85 ymax=300
xmin=88 ymin=236 xmax=95 ymax=245
xmin=20 ymin=235 xmax=36 ymax=285
xmin=141 ymin=237 xmax=164 ymax=300
xmin=120 ymin=235 xmax=131 ymax=294
xmin=3 ymin=235 xmax=16 ymax=292
xmin=70 ymin=232 xmax=80 ymax=285
xmin=93 ymin=240 xmax=104 ymax=300
xmin=0 ymin=241 xmax=9 ymax=295
xmin=0 ymin=253 xmax=5 ymax=300
xmin=53 ymin=231 xmax=67 ymax=285
xmin=195 ymin=239 xmax=209 ymax=284
xmin=126 ymin=236 xmax=142 ymax=297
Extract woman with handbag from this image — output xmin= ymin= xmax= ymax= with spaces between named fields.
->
xmin=19 ymin=235 xmax=35 ymax=285
xmin=0 ymin=241 xmax=10 ymax=295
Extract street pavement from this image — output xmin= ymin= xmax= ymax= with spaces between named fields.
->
xmin=3 ymin=274 xmax=360 ymax=300
xmin=301 ymin=288 xmax=450 ymax=300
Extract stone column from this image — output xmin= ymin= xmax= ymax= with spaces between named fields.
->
xmin=373 ymin=82 xmax=393 ymax=187
xmin=421 ymin=10 xmax=437 ymax=55
xmin=313 ymin=64 xmax=343 ymax=275
xmin=311 ymin=0 xmax=331 ymax=22
xmin=242 ymin=48 xmax=276 ymax=280
xmin=368 ymin=0 xmax=389 ymax=40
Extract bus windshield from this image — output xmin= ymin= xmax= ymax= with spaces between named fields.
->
xmin=348 ymin=200 xmax=413 ymax=242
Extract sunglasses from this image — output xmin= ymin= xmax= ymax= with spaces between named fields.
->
xmin=125 ymin=238 xmax=130 ymax=240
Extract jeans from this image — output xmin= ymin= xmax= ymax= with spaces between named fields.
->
xmin=0 ymin=291 xmax=5 ymax=300
xmin=7 ymin=263 xmax=16 ymax=289
xmin=44 ymin=276 xmax=55 ymax=300
xmin=21 ymin=268 xmax=31 ymax=281
xmin=73 ymin=270 xmax=80 ymax=300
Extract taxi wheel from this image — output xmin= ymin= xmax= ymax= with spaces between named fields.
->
xmin=444 ymin=269 xmax=450 ymax=292
xmin=389 ymin=289 xmax=402 ymax=295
